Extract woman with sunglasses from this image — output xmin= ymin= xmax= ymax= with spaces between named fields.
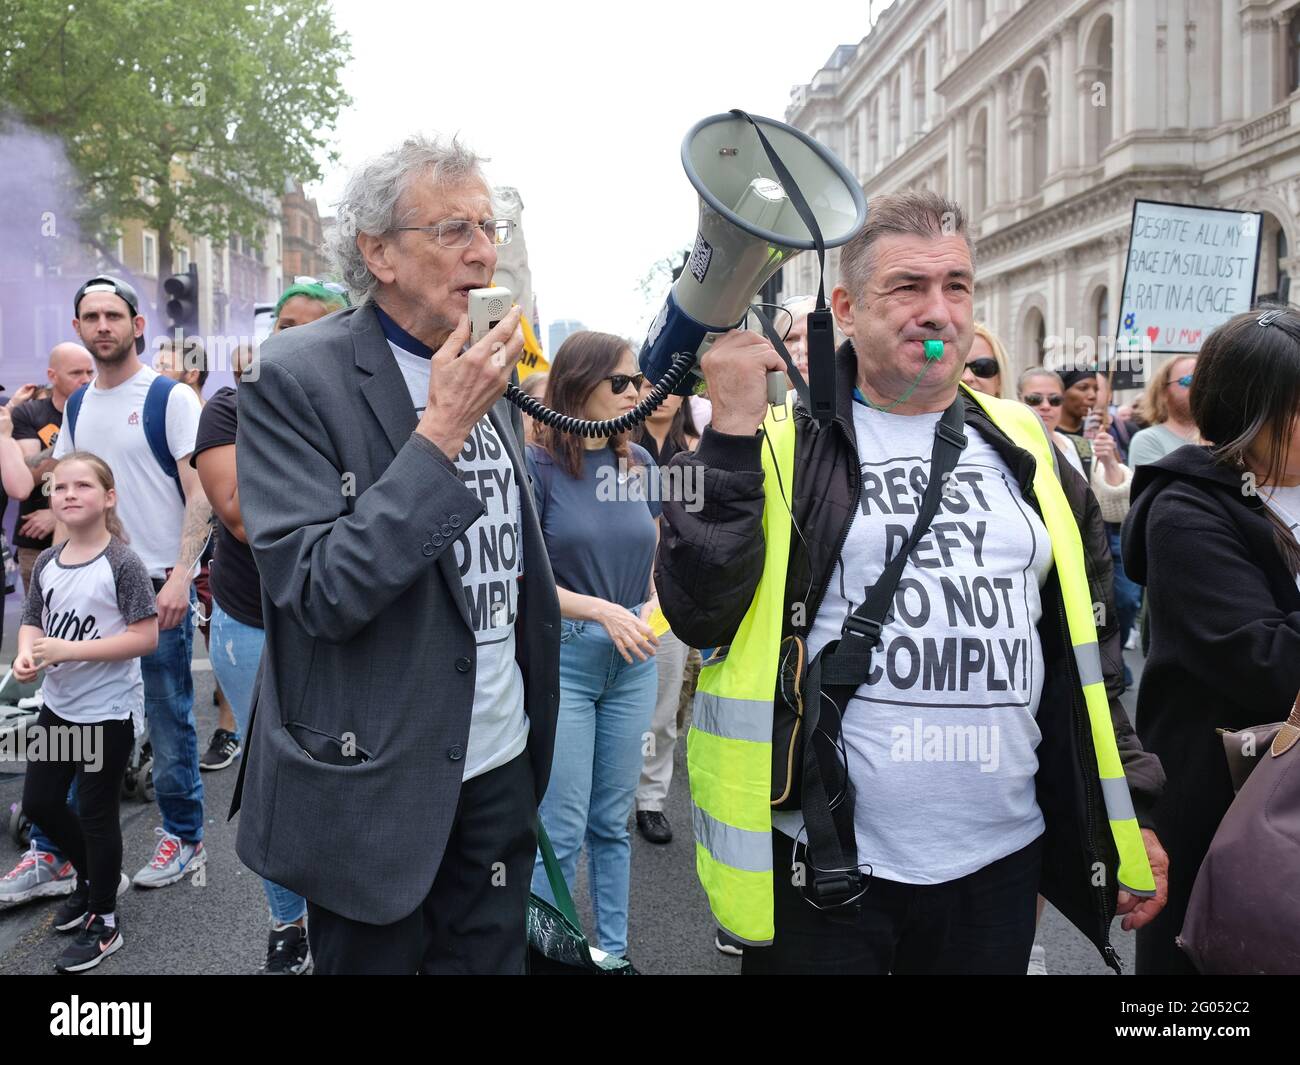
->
xmin=525 ymin=331 xmax=660 ymax=963
xmin=1127 ymin=356 xmax=1199 ymax=468
xmin=961 ymin=323 xmax=1012 ymax=398
xmin=1123 ymin=308 xmax=1300 ymax=973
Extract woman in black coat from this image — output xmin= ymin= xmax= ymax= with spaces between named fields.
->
xmin=1123 ymin=307 xmax=1300 ymax=974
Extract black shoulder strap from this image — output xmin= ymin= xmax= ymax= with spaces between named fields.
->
xmin=795 ymin=394 xmax=967 ymax=910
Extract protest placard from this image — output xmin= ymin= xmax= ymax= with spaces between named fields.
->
xmin=1112 ymin=199 xmax=1263 ymax=388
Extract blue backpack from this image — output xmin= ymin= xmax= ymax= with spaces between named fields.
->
xmin=64 ymin=376 xmax=186 ymax=503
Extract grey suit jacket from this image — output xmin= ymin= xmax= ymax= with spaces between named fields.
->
xmin=231 ymin=304 xmax=560 ymax=925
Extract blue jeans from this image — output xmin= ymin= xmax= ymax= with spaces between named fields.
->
xmin=1108 ymin=525 xmax=1142 ymax=649
xmin=141 ymin=585 xmax=204 ymax=842
xmin=209 ymin=601 xmax=306 ymax=925
xmin=531 ymin=613 xmax=658 ymax=958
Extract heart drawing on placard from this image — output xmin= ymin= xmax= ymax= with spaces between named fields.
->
xmin=1146 ymin=326 xmax=1160 ymax=343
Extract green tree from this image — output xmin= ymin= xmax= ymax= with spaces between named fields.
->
xmin=0 ymin=0 xmax=351 ymax=311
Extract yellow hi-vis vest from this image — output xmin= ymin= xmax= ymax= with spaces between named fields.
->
xmin=688 ymin=389 xmax=1157 ymax=946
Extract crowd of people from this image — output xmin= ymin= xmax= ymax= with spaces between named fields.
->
xmin=0 ymin=133 xmax=1296 ymax=976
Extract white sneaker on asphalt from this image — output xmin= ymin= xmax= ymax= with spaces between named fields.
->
xmin=0 ymin=846 xmax=77 ymax=907
xmin=132 ymin=827 xmax=206 ymax=888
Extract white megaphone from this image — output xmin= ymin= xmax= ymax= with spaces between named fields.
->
xmin=639 ymin=111 xmax=867 ymax=401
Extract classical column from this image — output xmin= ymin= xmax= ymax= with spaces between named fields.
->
xmin=1059 ymin=17 xmax=1079 ymax=171
xmin=951 ymin=107 xmax=968 ymax=209
xmin=1047 ymin=33 xmax=1063 ymax=177
xmin=926 ymin=27 xmax=941 ymax=127
xmin=991 ymin=75 xmax=1009 ymax=206
xmin=1077 ymin=65 xmax=1101 ymax=165
xmin=1219 ymin=1 xmax=1241 ymax=125
xmin=900 ymin=51 xmax=914 ymax=146
xmin=1242 ymin=9 xmax=1275 ymax=118
xmin=1123 ymin=0 xmax=1156 ymax=133
xmin=857 ymin=100 xmax=870 ymax=180
xmin=1008 ymin=111 xmax=1032 ymax=203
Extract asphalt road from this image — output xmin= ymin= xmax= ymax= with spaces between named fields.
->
xmin=0 ymin=595 xmax=1144 ymax=975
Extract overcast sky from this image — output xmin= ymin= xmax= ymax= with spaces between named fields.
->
xmin=308 ymin=0 xmax=896 ymax=346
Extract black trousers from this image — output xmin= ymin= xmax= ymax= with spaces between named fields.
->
xmin=21 ymin=706 xmax=134 ymax=916
xmin=743 ymin=831 xmax=1042 ymax=975
xmin=307 ymin=752 xmax=537 ymax=974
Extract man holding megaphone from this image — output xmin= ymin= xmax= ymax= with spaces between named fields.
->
xmin=656 ymin=189 xmax=1170 ymax=975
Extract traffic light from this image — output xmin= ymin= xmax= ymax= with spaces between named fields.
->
xmin=164 ymin=263 xmax=200 ymax=337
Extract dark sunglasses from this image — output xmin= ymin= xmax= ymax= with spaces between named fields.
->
xmin=605 ymin=372 xmax=645 ymax=395
xmin=1023 ymin=393 xmax=1063 ymax=407
xmin=965 ymin=357 xmax=999 ymax=379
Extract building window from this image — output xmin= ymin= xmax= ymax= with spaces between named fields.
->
xmin=1290 ymin=9 xmax=1300 ymax=95
xmin=1090 ymin=16 xmax=1115 ymax=160
xmin=175 ymin=246 xmax=189 ymax=273
xmin=1023 ymin=68 xmax=1049 ymax=195
xmin=914 ymin=46 xmax=927 ymax=131
xmin=142 ymin=232 xmax=157 ymax=276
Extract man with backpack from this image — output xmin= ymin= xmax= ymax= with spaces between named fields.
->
xmin=52 ymin=275 xmax=211 ymax=888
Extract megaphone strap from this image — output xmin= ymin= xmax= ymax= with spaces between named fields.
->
xmin=728 ymin=109 xmax=829 ymax=314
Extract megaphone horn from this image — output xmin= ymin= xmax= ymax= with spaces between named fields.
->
xmin=639 ymin=111 xmax=867 ymax=397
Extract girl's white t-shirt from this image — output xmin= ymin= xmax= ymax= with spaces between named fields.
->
xmin=21 ymin=537 xmax=158 ymax=723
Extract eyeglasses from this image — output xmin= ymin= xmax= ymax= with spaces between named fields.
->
xmin=392 ymin=218 xmax=514 ymax=248
xmin=1174 ymin=374 xmax=1194 ymax=388
xmin=1022 ymin=393 xmax=1063 ymax=407
xmin=965 ymin=358 xmax=999 ymax=379
xmin=605 ymin=372 xmax=646 ymax=395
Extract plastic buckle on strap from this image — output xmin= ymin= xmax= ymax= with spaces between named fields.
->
xmin=842 ymin=615 xmax=882 ymax=642
xmin=811 ymin=870 xmax=864 ymax=909
xmin=936 ymin=422 xmax=968 ymax=450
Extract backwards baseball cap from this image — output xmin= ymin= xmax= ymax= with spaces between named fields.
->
xmin=74 ymin=274 xmax=145 ymax=354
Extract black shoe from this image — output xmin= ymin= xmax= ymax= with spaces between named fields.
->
xmin=636 ymin=810 xmax=672 ymax=844
xmin=261 ymin=923 xmax=312 ymax=974
xmin=200 ymin=728 xmax=242 ymax=771
xmin=55 ymin=914 xmax=123 ymax=972
xmin=53 ymin=886 xmax=90 ymax=932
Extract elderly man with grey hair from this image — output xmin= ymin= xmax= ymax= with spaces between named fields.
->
xmin=656 ymin=188 xmax=1169 ymax=974
xmin=231 ymin=133 xmax=561 ymax=974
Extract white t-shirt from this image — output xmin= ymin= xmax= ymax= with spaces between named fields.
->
xmin=388 ymin=339 xmax=530 ymax=781
xmin=53 ymin=366 xmax=201 ymax=580
xmin=1262 ymin=484 xmax=1300 ymax=590
xmin=771 ymin=401 xmax=1052 ymax=884
xmin=22 ymin=537 xmax=157 ymax=724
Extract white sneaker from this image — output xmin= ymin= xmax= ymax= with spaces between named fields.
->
xmin=1026 ymin=942 xmax=1048 ymax=976
xmin=132 ymin=827 xmax=206 ymax=888
xmin=1124 ymin=631 xmax=1138 ymax=651
xmin=0 ymin=846 xmax=76 ymax=907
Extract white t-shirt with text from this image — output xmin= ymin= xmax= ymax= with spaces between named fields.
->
xmin=772 ymin=401 xmax=1052 ymax=884
xmin=389 ymin=340 xmax=530 ymax=781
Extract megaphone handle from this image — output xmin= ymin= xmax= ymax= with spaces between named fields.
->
xmin=767 ymin=370 xmax=787 ymax=407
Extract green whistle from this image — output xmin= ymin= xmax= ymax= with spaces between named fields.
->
xmin=924 ymin=339 xmax=944 ymax=361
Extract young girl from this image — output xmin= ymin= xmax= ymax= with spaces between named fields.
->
xmin=15 ymin=451 xmax=159 ymax=973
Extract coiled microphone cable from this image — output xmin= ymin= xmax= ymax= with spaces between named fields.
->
xmin=503 ymin=350 xmax=698 ymax=438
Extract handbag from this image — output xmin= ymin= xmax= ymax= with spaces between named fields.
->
xmin=527 ymin=820 xmax=635 ymax=975
xmin=1178 ymin=691 xmax=1300 ymax=974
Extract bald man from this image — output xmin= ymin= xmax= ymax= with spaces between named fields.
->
xmin=10 ymin=342 xmax=95 ymax=588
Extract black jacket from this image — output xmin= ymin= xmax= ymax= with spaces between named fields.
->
xmin=1122 ymin=445 xmax=1300 ymax=973
xmin=657 ymin=342 xmax=1165 ymax=972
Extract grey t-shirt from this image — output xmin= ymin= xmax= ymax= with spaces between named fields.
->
xmin=22 ymin=537 xmax=157 ymax=723
xmin=1127 ymin=424 xmax=1189 ymax=468
xmin=526 ymin=443 xmax=660 ymax=610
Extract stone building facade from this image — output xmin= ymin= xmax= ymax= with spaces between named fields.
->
xmin=783 ymin=0 xmax=1300 ymax=382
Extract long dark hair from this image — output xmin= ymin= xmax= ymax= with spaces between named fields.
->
xmin=635 ymin=393 xmax=699 ymax=456
xmin=1193 ymin=307 xmax=1300 ymax=574
xmin=536 ymin=331 xmax=637 ymax=478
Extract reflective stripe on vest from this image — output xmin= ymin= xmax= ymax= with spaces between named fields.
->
xmin=687 ymin=389 xmax=1155 ymax=946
